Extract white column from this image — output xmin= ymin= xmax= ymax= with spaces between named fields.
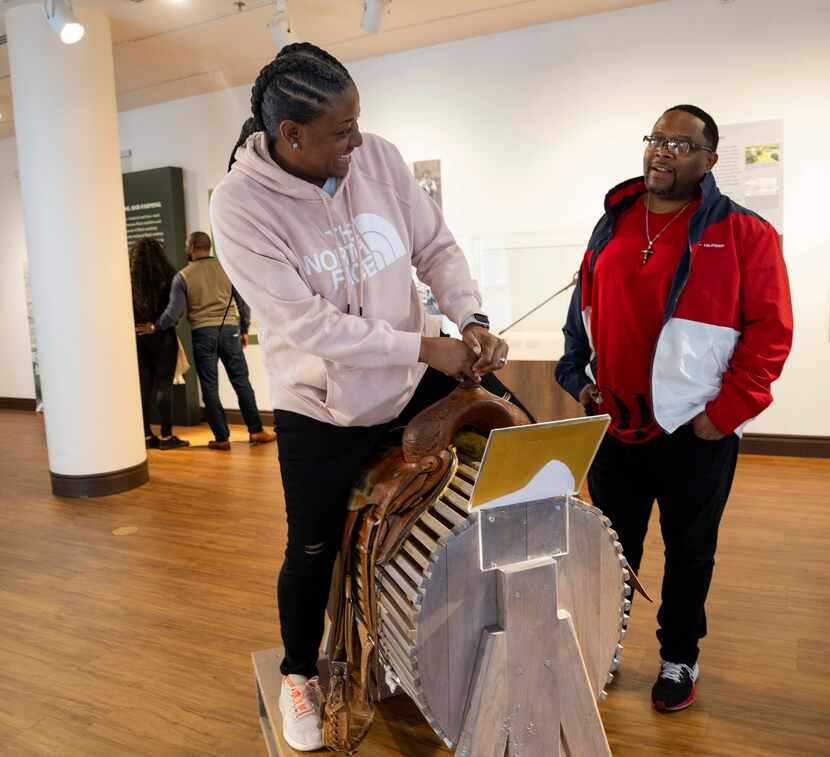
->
xmin=7 ymin=5 xmax=147 ymax=496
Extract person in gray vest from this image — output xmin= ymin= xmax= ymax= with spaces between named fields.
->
xmin=152 ymin=231 xmax=276 ymax=450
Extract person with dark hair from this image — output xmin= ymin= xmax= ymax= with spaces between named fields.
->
xmin=557 ymin=105 xmax=792 ymax=712
xmin=210 ymin=42 xmax=512 ymax=750
xmin=130 ymin=237 xmax=190 ymax=450
xmin=151 ymin=231 xmax=276 ymax=450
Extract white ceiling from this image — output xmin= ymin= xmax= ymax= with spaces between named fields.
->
xmin=0 ymin=0 xmax=663 ymax=138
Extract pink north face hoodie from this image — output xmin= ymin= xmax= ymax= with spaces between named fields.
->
xmin=209 ymin=132 xmax=483 ymax=426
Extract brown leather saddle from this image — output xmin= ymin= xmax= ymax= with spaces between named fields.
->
xmin=322 ymin=382 xmax=529 ymax=753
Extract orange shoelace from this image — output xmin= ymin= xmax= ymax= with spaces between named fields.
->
xmin=285 ymin=676 xmax=320 ymax=720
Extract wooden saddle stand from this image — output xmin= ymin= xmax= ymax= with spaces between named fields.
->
xmin=253 ymin=382 xmax=650 ymax=756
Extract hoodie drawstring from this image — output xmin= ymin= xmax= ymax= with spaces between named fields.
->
xmin=345 ymin=181 xmax=366 ymax=318
xmin=320 ymin=195 xmax=357 ymax=315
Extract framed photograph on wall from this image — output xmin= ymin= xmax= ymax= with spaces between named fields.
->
xmin=411 ymin=159 xmax=443 ymax=210
xmin=408 ymin=160 xmax=445 ymax=319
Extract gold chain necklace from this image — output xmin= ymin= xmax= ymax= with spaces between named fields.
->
xmin=642 ymin=196 xmax=691 ymax=265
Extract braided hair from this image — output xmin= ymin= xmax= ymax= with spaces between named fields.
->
xmin=228 ymin=43 xmax=353 ymax=170
xmin=129 ymin=237 xmax=177 ymax=323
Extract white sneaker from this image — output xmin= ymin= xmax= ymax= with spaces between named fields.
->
xmin=279 ymin=674 xmax=324 ymax=751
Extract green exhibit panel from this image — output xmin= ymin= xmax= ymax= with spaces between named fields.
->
xmin=124 ymin=167 xmax=201 ymax=426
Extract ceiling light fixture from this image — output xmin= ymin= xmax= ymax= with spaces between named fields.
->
xmin=361 ymin=0 xmax=391 ymax=34
xmin=267 ymin=0 xmax=296 ymax=50
xmin=44 ymin=0 xmax=85 ymax=44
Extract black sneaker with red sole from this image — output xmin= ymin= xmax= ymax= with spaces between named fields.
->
xmin=652 ymin=660 xmax=699 ymax=712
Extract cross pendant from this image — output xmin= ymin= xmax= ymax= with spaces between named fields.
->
xmin=641 ymin=246 xmax=654 ymax=265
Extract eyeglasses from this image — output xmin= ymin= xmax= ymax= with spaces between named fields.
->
xmin=643 ymin=135 xmax=714 ymax=156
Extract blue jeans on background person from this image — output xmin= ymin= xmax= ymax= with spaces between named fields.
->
xmin=191 ymin=325 xmax=264 ymax=442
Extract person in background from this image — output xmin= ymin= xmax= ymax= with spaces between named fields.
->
xmin=130 ymin=237 xmax=190 ymax=450
xmin=150 ymin=231 xmax=276 ymax=450
xmin=556 ymin=105 xmax=792 ymax=713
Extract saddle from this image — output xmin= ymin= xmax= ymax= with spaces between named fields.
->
xmin=321 ymin=383 xmax=529 ymax=753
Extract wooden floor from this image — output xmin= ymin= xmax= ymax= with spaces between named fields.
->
xmin=1 ymin=410 xmax=828 ymax=757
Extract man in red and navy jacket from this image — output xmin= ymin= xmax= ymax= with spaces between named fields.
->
xmin=556 ymin=105 xmax=792 ymax=712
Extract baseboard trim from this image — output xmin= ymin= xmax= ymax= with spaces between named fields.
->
xmin=740 ymin=433 xmax=830 ymax=458
xmin=0 ymin=397 xmax=37 ymax=411
xmin=217 ymin=407 xmax=830 ymax=458
xmin=214 ymin=408 xmax=273 ymax=430
xmin=50 ymin=459 xmax=149 ymax=498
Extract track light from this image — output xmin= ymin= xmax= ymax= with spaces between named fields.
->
xmin=361 ymin=0 xmax=391 ymax=34
xmin=44 ymin=0 xmax=85 ymax=44
xmin=267 ymin=0 xmax=296 ymax=50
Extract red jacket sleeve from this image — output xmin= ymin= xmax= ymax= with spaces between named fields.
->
xmin=706 ymin=219 xmax=793 ymax=434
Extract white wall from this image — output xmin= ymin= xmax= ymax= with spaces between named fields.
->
xmin=3 ymin=0 xmax=828 ymax=435
xmin=0 ymin=140 xmax=36 ymax=400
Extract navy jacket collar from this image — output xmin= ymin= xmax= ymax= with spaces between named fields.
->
xmin=603 ymin=172 xmax=721 ymax=216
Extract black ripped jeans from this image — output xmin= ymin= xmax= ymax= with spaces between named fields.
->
xmin=273 ymin=368 xmax=528 ymax=678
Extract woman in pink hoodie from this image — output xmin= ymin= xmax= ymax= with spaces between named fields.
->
xmin=210 ymin=43 xmax=516 ymax=750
